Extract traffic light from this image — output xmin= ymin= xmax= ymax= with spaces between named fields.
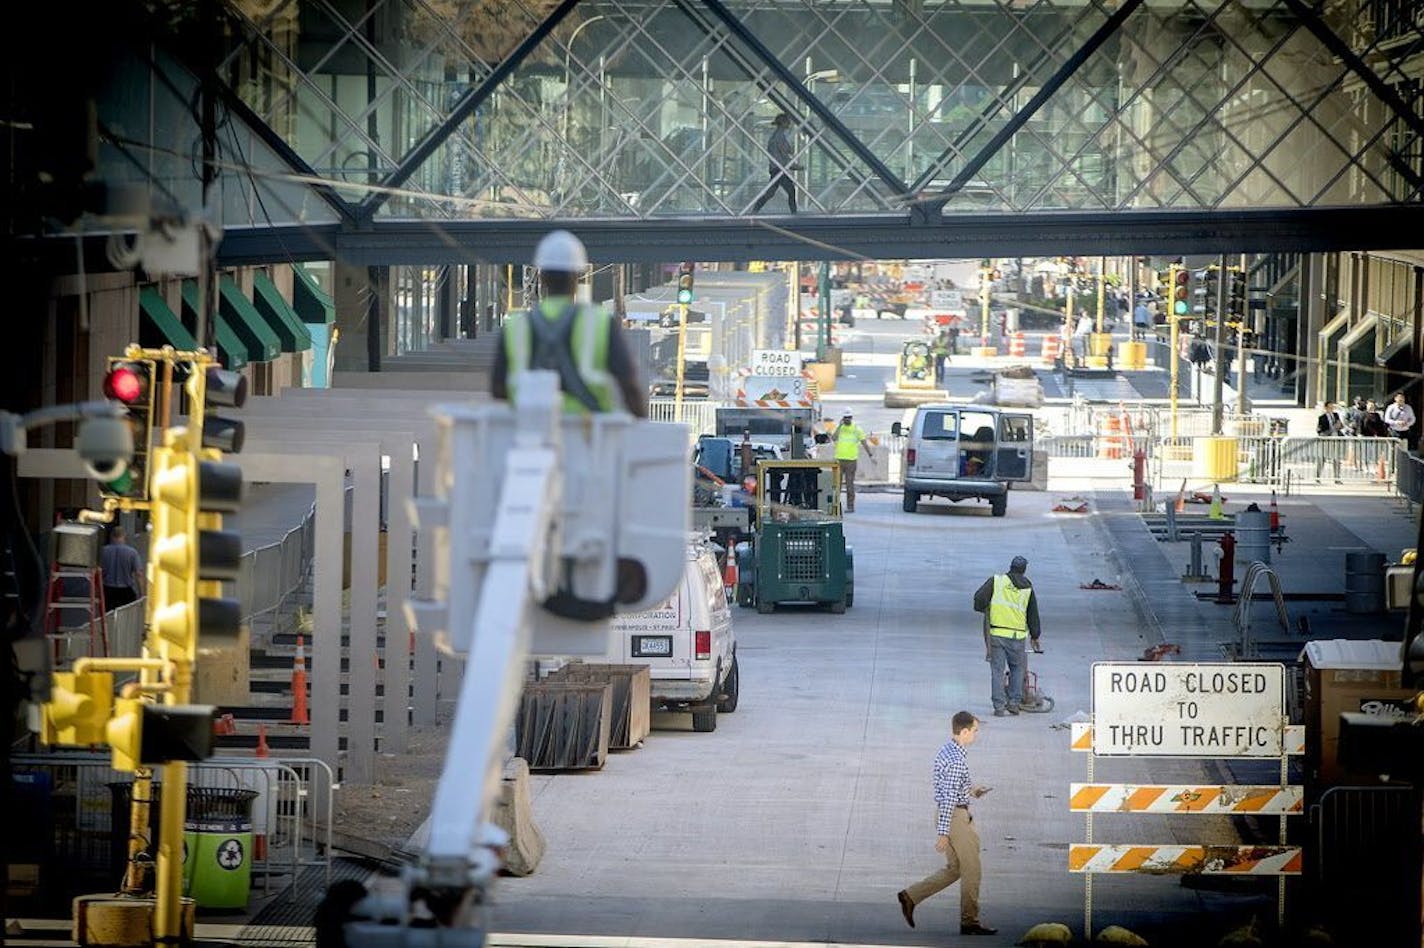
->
xmin=676 ymin=262 xmax=695 ymax=305
xmin=1193 ymin=267 xmax=1219 ymax=318
xmin=100 ymin=357 xmax=156 ymax=499
xmin=1228 ymin=268 xmax=1247 ymax=322
xmin=148 ymin=364 xmax=246 ymax=652
xmin=1171 ymin=266 xmax=1191 ymax=317
xmin=107 ymin=697 xmax=216 ymax=772
xmin=41 ymin=670 xmax=113 ymax=746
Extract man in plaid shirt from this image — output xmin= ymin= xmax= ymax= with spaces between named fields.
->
xmin=896 ymin=711 xmax=996 ymax=936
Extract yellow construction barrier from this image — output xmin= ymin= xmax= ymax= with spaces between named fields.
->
xmin=1193 ymin=436 xmax=1239 ymax=480
xmin=1118 ymin=340 xmax=1147 ymax=370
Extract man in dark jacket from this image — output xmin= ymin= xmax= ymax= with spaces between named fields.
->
xmin=972 ymin=556 xmax=1042 ymax=716
xmin=749 ymin=113 xmax=801 ymax=214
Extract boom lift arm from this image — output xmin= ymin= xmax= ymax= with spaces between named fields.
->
xmin=337 ymin=372 xmax=688 ymax=946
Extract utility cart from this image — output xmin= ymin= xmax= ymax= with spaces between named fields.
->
xmin=735 ymin=459 xmax=854 ymax=614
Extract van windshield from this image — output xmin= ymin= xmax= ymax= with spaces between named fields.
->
xmin=921 ymin=411 xmax=958 ymax=440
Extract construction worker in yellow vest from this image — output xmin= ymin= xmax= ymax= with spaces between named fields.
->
xmin=490 ymin=230 xmax=647 ymax=417
xmin=971 ymin=556 xmax=1042 ymax=716
xmin=833 ymin=411 xmax=873 ymax=512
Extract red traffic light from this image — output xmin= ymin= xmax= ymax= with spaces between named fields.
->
xmin=1174 ymin=270 xmax=1189 ymax=287
xmin=103 ymin=364 xmax=146 ymax=404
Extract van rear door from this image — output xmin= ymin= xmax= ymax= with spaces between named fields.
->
xmin=614 ymin=572 xmax=691 ymax=680
xmin=913 ymin=408 xmax=960 ymax=477
xmin=996 ymin=413 xmax=1034 ymax=481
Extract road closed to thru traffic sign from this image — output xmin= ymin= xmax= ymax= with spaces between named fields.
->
xmin=1091 ymin=662 xmax=1285 ymax=757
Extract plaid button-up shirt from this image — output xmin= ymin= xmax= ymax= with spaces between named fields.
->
xmin=932 ymin=738 xmax=972 ymax=835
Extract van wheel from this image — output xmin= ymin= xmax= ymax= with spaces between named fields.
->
xmin=991 ymin=495 xmax=1008 ymax=517
xmin=756 ymin=599 xmax=774 ymax=615
xmin=737 ymin=584 xmax=754 ymax=607
xmin=716 ymin=657 xmax=739 ymax=714
xmin=692 ymin=706 xmax=718 ymax=732
xmin=902 ymin=491 xmax=919 ymax=513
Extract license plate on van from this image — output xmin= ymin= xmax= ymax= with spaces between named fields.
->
xmin=633 ymin=635 xmax=673 ymax=658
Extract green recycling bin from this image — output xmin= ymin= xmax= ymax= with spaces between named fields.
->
xmin=184 ymin=788 xmax=259 ymax=909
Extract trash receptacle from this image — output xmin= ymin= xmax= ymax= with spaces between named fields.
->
xmin=184 ymin=788 xmax=258 ymax=909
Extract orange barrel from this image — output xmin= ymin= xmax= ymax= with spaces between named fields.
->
xmin=1097 ymin=414 xmax=1124 ymax=458
xmin=1009 ymin=332 xmax=1026 ymax=357
xmin=1041 ymin=334 xmax=1061 ymax=364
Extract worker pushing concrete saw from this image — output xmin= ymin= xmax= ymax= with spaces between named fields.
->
xmin=326 ymin=231 xmax=689 ymax=946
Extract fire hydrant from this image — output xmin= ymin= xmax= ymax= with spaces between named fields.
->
xmin=1132 ymin=448 xmax=1147 ymax=501
xmin=1215 ymin=531 xmax=1236 ymax=604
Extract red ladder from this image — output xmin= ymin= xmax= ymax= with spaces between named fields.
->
xmin=44 ymin=565 xmax=110 ymax=667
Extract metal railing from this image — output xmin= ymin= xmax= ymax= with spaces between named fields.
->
xmin=648 ymin=398 xmax=719 ymax=436
xmin=62 ymin=504 xmax=317 ymax=660
xmin=8 ymin=751 xmax=333 ymax=900
xmin=1153 ymin=436 xmax=1400 ymax=489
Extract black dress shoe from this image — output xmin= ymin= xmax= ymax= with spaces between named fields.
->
xmin=961 ymin=923 xmax=998 ymax=935
xmin=896 ymin=890 xmax=915 ymax=928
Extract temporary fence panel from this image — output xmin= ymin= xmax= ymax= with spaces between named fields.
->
xmin=648 ymin=398 xmax=719 ymax=436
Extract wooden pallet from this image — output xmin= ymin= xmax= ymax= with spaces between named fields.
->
xmin=545 ymin=664 xmax=651 ymax=750
xmin=515 ymin=682 xmax=611 ymax=772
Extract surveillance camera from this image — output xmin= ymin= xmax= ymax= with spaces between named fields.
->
xmin=75 ymin=417 xmax=134 ymax=482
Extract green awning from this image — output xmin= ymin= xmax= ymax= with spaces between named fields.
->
xmin=292 ymin=265 xmax=335 ymax=325
xmin=252 ymin=274 xmax=313 ymax=353
xmin=218 ymin=276 xmax=280 ymax=364
xmin=138 ymin=287 xmax=198 ymax=351
xmin=180 ymin=281 xmax=248 ymax=371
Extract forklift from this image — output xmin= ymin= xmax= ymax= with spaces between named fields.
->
xmin=734 ymin=459 xmax=854 ymax=614
xmin=883 ymin=337 xmax=949 ymax=408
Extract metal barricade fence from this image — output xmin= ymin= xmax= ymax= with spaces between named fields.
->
xmin=72 ymin=504 xmax=318 ymax=659
xmin=648 ymin=397 xmax=719 ymax=435
xmin=8 ymin=752 xmax=333 ymax=901
xmin=1153 ymin=436 xmax=1399 ymax=490
xmin=1395 ymin=447 xmax=1423 ymax=508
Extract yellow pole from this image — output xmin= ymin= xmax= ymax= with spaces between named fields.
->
xmin=1096 ymin=257 xmax=1106 ymax=334
xmin=979 ymin=265 xmax=990 ymax=342
xmin=674 ymin=302 xmax=688 ymax=423
xmin=1167 ymin=303 xmax=1179 ymax=438
xmin=506 ymin=264 xmax=514 ymax=315
xmin=1065 ymin=282 xmax=1074 ymax=365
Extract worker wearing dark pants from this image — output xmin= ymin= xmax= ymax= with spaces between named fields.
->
xmin=972 ymin=556 xmax=1042 ymax=716
xmin=833 ymin=413 xmax=872 ymax=513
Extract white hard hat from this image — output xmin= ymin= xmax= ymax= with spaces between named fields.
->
xmin=534 ymin=229 xmax=588 ymax=272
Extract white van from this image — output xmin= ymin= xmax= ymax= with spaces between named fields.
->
xmin=893 ymin=404 xmax=1034 ymax=517
xmin=610 ymin=538 xmax=738 ymax=732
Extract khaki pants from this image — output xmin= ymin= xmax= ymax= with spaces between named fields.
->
xmin=838 ymin=458 xmax=858 ymax=510
xmin=904 ymin=807 xmax=982 ymax=925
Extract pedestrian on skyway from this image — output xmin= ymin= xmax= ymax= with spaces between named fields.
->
xmin=972 ymin=555 xmax=1042 ymax=716
xmin=896 ymin=711 xmax=996 ymax=936
xmin=490 ymin=230 xmax=647 ymax=417
xmin=100 ymin=525 xmax=145 ymax=610
xmin=749 ymin=113 xmax=802 ymax=214
xmin=832 ymin=412 xmax=873 ymax=513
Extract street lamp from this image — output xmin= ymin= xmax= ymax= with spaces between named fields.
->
xmin=557 ymin=15 xmax=608 ymax=202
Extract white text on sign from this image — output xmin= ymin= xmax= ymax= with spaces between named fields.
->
xmin=1090 ymin=662 xmax=1285 ymax=757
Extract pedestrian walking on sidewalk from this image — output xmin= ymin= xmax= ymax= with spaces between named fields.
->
xmin=833 ymin=412 xmax=873 ymax=512
xmin=972 ymin=556 xmax=1042 ymax=716
xmin=896 ymin=712 xmax=996 ymax=936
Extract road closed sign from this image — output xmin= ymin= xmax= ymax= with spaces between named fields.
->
xmin=751 ymin=349 xmax=802 ymax=378
xmin=1091 ymin=663 xmax=1285 ymax=757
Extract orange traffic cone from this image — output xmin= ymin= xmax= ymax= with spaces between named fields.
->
xmin=723 ymin=555 xmax=738 ymax=599
xmin=1173 ymin=479 xmax=1187 ymax=514
xmin=289 ymin=635 xmax=309 ymax=725
xmin=1377 ymin=452 xmax=1389 ymax=482
xmin=1269 ymin=491 xmax=1280 ymax=533
xmin=255 ymin=724 xmax=271 ymax=759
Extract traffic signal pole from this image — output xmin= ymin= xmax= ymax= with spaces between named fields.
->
xmin=1212 ymin=254 xmax=1228 ymax=435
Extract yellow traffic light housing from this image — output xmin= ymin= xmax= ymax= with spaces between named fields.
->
xmin=100 ymin=357 xmax=156 ymax=500
xmin=108 ymin=697 xmax=145 ymax=772
xmin=42 ymin=671 xmax=114 ymax=746
xmin=676 ymin=262 xmax=695 ymax=305
xmin=1171 ymin=266 xmax=1190 ymax=317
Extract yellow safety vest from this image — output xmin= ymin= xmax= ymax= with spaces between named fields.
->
xmin=504 ymin=298 xmax=615 ymax=413
xmin=834 ymin=423 xmax=866 ymax=461
xmin=987 ymin=574 xmax=1031 ymax=638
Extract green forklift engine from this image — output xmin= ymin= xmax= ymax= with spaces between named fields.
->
xmin=735 ymin=460 xmax=855 ymax=614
